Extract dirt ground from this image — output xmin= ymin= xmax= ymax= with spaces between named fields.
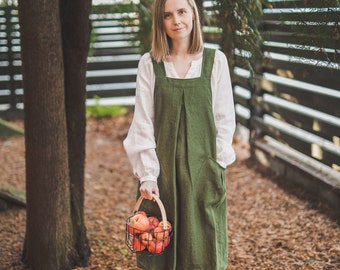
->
xmin=0 ymin=111 xmax=339 ymax=270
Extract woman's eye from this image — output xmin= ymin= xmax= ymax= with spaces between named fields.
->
xmin=164 ymin=13 xmax=170 ymax=19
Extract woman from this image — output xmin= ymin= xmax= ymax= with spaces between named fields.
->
xmin=123 ymin=0 xmax=236 ymax=268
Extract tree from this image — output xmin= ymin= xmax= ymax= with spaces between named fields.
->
xmin=18 ymin=0 xmax=92 ymax=269
xmin=212 ymin=0 xmax=269 ymax=73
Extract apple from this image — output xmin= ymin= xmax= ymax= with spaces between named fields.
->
xmin=148 ymin=216 xmax=160 ymax=230
xmin=153 ymin=226 xmax=170 ymax=241
xmin=159 ymin=220 xmax=172 ymax=232
xmin=131 ymin=236 xmax=146 ymax=251
xmin=135 ymin=210 xmax=147 ymax=216
xmin=128 ymin=213 xmax=150 ymax=235
xmin=140 ymin=231 xmax=154 ymax=246
xmin=147 ymin=239 xmax=165 ymax=254
xmin=163 ymin=236 xmax=171 ymax=248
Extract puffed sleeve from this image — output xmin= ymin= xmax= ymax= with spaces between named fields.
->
xmin=123 ymin=53 xmax=160 ymax=182
xmin=211 ymin=50 xmax=236 ymax=168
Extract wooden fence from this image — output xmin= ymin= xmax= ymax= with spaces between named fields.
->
xmin=0 ymin=1 xmax=339 ymax=206
xmin=0 ymin=4 xmax=141 ymax=108
xmin=230 ymin=0 xmax=340 ymax=207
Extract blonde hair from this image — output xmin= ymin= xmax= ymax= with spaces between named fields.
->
xmin=151 ymin=0 xmax=204 ymax=62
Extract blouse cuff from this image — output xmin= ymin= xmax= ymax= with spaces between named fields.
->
xmin=139 ymin=176 xmax=158 ymax=183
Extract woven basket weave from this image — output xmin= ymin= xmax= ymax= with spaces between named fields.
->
xmin=125 ymin=195 xmax=173 ymax=255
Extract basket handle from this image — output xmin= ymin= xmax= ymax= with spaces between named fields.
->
xmin=133 ymin=195 xmax=169 ymax=230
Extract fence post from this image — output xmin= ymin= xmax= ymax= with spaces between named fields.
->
xmin=248 ymin=71 xmax=266 ymax=156
xmin=4 ymin=3 xmax=17 ymax=110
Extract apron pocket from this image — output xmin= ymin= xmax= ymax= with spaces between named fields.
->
xmin=197 ymin=157 xmax=226 ymax=207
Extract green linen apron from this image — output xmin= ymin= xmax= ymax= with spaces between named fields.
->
xmin=136 ymin=48 xmax=228 ymax=270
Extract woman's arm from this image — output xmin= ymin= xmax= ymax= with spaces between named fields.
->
xmin=212 ymin=50 xmax=236 ymax=168
xmin=123 ymin=53 xmax=160 ymax=183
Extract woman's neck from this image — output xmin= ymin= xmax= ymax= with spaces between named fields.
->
xmin=166 ymin=49 xmax=203 ymax=78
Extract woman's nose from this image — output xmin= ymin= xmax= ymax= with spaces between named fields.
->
xmin=173 ymin=14 xmax=180 ymax=24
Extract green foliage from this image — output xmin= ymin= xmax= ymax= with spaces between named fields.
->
xmin=129 ymin=0 xmax=153 ymax=54
xmin=0 ymin=118 xmax=24 ymax=137
xmin=210 ymin=0 xmax=270 ymax=74
xmin=285 ymin=1 xmax=340 ymax=65
xmin=0 ymin=0 xmax=17 ymax=7
xmin=88 ymin=30 xmax=97 ymax=57
xmin=0 ymin=182 xmax=26 ymax=205
xmin=86 ymin=96 xmax=129 ymax=118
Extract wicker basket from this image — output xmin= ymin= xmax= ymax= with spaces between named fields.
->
xmin=125 ymin=195 xmax=173 ymax=255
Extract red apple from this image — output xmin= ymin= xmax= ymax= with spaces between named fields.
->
xmin=140 ymin=231 xmax=154 ymax=246
xmin=128 ymin=213 xmax=150 ymax=235
xmin=159 ymin=220 xmax=172 ymax=232
xmin=147 ymin=239 xmax=164 ymax=254
xmin=163 ymin=236 xmax=171 ymax=248
xmin=148 ymin=216 xmax=160 ymax=230
xmin=131 ymin=236 xmax=146 ymax=251
xmin=135 ymin=210 xmax=147 ymax=216
xmin=153 ymin=226 xmax=170 ymax=240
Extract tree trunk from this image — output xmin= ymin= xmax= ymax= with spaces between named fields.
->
xmin=60 ymin=0 xmax=92 ymax=266
xmin=18 ymin=0 xmax=73 ymax=269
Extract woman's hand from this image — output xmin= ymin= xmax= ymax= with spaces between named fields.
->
xmin=140 ymin=181 xmax=159 ymax=200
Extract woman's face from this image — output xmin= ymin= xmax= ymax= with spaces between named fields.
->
xmin=163 ymin=0 xmax=194 ymax=43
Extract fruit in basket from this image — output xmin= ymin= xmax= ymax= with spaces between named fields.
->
xmin=148 ymin=216 xmax=160 ymax=230
xmin=128 ymin=213 xmax=150 ymax=234
xmin=140 ymin=231 xmax=154 ymax=246
xmin=153 ymin=225 xmax=170 ymax=240
xmin=147 ymin=239 xmax=165 ymax=254
xmin=132 ymin=236 xmax=146 ymax=251
xmin=135 ymin=210 xmax=147 ymax=216
xmin=159 ymin=220 xmax=172 ymax=232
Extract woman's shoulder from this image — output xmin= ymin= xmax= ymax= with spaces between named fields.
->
xmin=210 ymin=48 xmax=228 ymax=68
xmin=139 ymin=52 xmax=152 ymax=63
xmin=213 ymin=48 xmax=227 ymax=61
xmin=138 ymin=52 xmax=154 ymax=72
xmin=204 ymin=47 xmax=227 ymax=61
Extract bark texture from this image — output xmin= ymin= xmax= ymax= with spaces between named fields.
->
xmin=18 ymin=0 xmax=92 ymax=268
xmin=60 ymin=0 xmax=92 ymax=266
xmin=18 ymin=0 xmax=73 ymax=269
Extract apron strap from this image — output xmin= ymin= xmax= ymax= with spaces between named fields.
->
xmin=201 ymin=47 xmax=216 ymax=78
xmin=151 ymin=58 xmax=166 ymax=78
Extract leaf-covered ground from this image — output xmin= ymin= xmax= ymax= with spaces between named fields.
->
xmin=0 ymin=112 xmax=339 ymax=270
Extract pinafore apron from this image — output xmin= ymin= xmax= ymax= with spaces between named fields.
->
xmin=137 ymin=48 xmax=228 ymax=270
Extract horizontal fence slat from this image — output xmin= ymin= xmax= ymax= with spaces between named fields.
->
xmin=91 ymin=4 xmax=135 ymax=14
xmin=262 ymin=31 xmax=339 ymax=50
xmin=262 ymin=43 xmax=339 ymax=64
xmin=90 ymin=47 xmax=139 ymax=57
xmin=261 ymin=59 xmax=340 ymax=90
xmin=94 ymin=33 xmax=137 ymax=42
xmin=232 ymin=74 xmax=253 ymax=91
xmin=254 ymin=97 xmax=339 ymax=141
xmin=260 ymin=21 xmax=338 ymax=37
xmin=86 ymin=74 xmax=136 ymax=85
xmin=87 ymin=55 xmax=139 ymax=71
xmin=251 ymin=116 xmax=340 ymax=169
xmin=258 ymin=76 xmax=340 ymax=117
xmin=0 ymin=80 xmax=24 ymax=90
xmin=262 ymin=10 xmax=340 ymax=22
xmin=0 ymin=93 xmax=22 ymax=104
xmin=269 ymin=1 xmax=340 ymax=8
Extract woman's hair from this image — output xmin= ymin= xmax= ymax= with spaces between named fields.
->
xmin=151 ymin=0 xmax=204 ymax=62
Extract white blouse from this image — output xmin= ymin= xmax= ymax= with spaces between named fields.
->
xmin=123 ymin=49 xmax=236 ymax=183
